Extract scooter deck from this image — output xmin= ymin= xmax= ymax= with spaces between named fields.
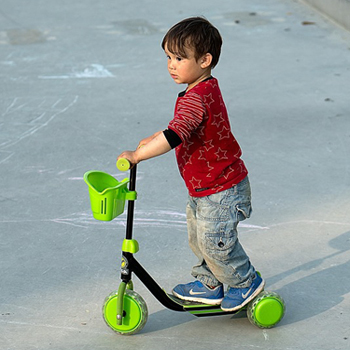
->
xmin=166 ymin=292 xmax=245 ymax=317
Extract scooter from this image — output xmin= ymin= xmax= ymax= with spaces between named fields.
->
xmin=84 ymin=159 xmax=285 ymax=335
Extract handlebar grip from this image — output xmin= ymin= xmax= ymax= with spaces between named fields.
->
xmin=116 ymin=158 xmax=131 ymax=171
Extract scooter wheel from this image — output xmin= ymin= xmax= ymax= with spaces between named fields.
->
xmin=247 ymin=291 xmax=285 ymax=328
xmin=103 ymin=289 xmax=148 ymax=335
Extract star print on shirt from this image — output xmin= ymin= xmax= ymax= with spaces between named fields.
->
xmin=181 ymin=151 xmax=192 ymax=164
xmin=222 ymin=167 xmax=236 ymax=180
xmin=218 ymin=125 xmax=230 ymax=140
xmin=206 ymin=162 xmax=214 ymax=177
xmin=195 ymin=125 xmax=205 ymax=137
xmin=218 ymin=94 xmax=225 ymax=107
xmin=209 ymin=81 xmax=218 ymax=89
xmin=203 ymin=139 xmax=214 ymax=151
xmin=214 ymin=185 xmax=225 ymax=193
xmin=189 ymin=177 xmax=202 ymax=189
xmin=203 ymin=93 xmax=215 ymax=107
xmin=215 ymin=147 xmax=228 ymax=160
xmin=198 ymin=150 xmax=206 ymax=160
xmin=182 ymin=139 xmax=194 ymax=151
xmin=212 ymin=112 xmax=225 ymax=128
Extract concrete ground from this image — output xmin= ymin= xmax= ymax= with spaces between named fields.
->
xmin=301 ymin=0 xmax=350 ymax=31
xmin=1 ymin=0 xmax=350 ymax=349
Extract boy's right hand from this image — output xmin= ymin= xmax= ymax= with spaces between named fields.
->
xmin=117 ymin=151 xmax=139 ymax=166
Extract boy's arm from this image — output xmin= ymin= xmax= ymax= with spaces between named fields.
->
xmin=118 ymin=131 xmax=171 ymax=165
xmin=137 ymin=131 xmax=163 ymax=149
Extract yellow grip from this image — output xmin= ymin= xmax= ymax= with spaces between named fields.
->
xmin=116 ymin=158 xmax=131 ymax=171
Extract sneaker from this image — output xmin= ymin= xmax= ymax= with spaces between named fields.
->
xmin=221 ymin=273 xmax=265 ymax=312
xmin=172 ymin=280 xmax=224 ymax=305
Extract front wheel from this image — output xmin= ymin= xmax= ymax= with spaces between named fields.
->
xmin=247 ymin=291 xmax=285 ymax=328
xmin=103 ymin=289 xmax=148 ymax=335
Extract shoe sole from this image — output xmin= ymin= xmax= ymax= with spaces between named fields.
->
xmin=220 ymin=280 xmax=266 ymax=312
xmin=172 ymin=290 xmax=223 ymax=305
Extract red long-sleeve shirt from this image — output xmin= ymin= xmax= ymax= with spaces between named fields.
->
xmin=168 ymin=77 xmax=248 ymax=197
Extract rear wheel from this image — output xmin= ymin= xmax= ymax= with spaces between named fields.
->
xmin=103 ymin=289 xmax=148 ymax=335
xmin=247 ymin=291 xmax=285 ymax=328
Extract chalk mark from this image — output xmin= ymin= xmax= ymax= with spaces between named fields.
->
xmin=0 ymin=96 xmax=79 ymax=157
xmin=0 ymin=209 xmax=270 ymax=231
xmin=38 ymin=64 xmax=114 ymax=79
xmin=0 ymin=319 xmax=110 ymax=335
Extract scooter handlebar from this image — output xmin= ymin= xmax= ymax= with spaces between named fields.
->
xmin=116 ymin=158 xmax=131 ymax=171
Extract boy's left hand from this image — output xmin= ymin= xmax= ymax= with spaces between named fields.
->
xmin=117 ymin=131 xmax=171 ymax=167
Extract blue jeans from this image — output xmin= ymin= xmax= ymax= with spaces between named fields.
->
xmin=187 ymin=176 xmax=255 ymax=289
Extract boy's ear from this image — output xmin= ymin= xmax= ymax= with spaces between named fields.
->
xmin=200 ymin=53 xmax=213 ymax=68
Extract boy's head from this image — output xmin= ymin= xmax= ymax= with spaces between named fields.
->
xmin=161 ymin=17 xmax=222 ymax=69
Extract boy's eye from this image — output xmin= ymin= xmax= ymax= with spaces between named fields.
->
xmin=165 ymin=53 xmax=185 ymax=62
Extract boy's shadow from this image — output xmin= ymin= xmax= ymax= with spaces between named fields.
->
xmin=268 ymin=230 xmax=350 ymax=325
xmin=143 ymin=230 xmax=350 ymax=332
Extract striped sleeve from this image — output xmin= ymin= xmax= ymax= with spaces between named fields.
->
xmin=168 ymin=92 xmax=205 ymax=142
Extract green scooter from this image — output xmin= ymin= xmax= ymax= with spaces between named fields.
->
xmin=84 ymin=159 xmax=285 ymax=335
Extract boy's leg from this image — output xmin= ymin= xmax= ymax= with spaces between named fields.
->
xmin=171 ymin=196 xmax=224 ymax=304
xmin=187 ymin=196 xmax=222 ymax=288
xmin=194 ymin=177 xmax=256 ymax=288
xmin=193 ymin=177 xmax=264 ymax=310
xmin=172 ymin=177 xmax=263 ymax=307
xmin=190 ymin=176 xmax=265 ymax=311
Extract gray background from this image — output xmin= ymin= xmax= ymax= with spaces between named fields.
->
xmin=301 ymin=0 xmax=350 ymax=31
xmin=1 ymin=0 xmax=350 ymax=349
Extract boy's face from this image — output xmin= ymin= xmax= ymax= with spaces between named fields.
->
xmin=164 ymin=43 xmax=211 ymax=91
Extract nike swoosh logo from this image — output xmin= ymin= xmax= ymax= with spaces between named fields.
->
xmin=189 ymin=289 xmax=207 ymax=295
xmin=242 ymin=287 xmax=253 ymax=299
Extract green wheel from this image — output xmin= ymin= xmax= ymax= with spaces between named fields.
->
xmin=103 ymin=289 xmax=148 ymax=335
xmin=247 ymin=291 xmax=285 ymax=329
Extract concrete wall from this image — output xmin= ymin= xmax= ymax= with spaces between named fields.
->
xmin=301 ymin=0 xmax=350 ymax=31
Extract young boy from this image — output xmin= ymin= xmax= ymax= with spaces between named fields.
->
xmin=117 ymin=17 xmax=264 ymax=311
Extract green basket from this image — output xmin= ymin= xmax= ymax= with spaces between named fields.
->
xmin=84 ymin=171 xmax=136 ymax=221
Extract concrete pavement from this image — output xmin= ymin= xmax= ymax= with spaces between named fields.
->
xmin=1 ymin=0 xmax=350 ymax=349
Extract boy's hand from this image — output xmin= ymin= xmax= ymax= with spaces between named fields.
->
xmin=117 ymin=151 xmax=139 ymax=165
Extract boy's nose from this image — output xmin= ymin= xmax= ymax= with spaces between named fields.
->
xmin=168 ymin=60 xmax=175 ymax=70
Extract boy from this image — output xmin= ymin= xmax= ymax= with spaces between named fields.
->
xmin=118 ymin=17 xmax=264 ymax=311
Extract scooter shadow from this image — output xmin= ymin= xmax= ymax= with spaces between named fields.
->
xmin=143 ymin=308 xmax=194 ymax=333
xmin=143 ymin=305 xmax=247 ymax=334
xmin=267 ymin=230 xmax=350 ymax=326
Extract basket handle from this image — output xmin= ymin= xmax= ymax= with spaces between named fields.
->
xmin=116 ymin=158 xmax=131 ymax=171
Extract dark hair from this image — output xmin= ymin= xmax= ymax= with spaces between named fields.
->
xmin=161 ymin=17 xmax=222 ymax=68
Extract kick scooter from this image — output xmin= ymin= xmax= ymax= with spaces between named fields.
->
xmin=84 ymin=159 xmax=285 ymax=335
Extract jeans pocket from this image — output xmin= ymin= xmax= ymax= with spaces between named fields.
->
xmin=236 ymin=202 xmax=252 ymax=222
xmin=204 ymin=230 xmax=237 ymax=261
xmin=197 ymin=195 xmax=230 ymax=222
